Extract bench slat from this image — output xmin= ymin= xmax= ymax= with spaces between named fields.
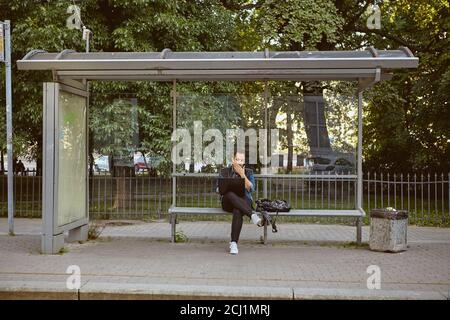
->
xmin=169 ymin=207 xmax=364 ymax=217
xmin=169 ymin=207 xmax=227 ymax=215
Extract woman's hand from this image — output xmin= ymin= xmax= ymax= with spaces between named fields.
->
xmin=232 ymin=161 xmax=245 ymax=178
xmin=233 ymin=161 xmax=252 ymax=191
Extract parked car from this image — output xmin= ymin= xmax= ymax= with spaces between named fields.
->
xmin=135 ymin=152 xmax=165 ymax=173
xmin=94 ymin=153 xmax=164 ymax=174
xmin=94 ymin=155 xmax=110 ymax=172
xmin=309 ymin=156 xmax=355 ymax=174
xmin=134 ymin=152 xmax=148 ymax=173
xmin=332 ymin=157 xmax=355 ymax=173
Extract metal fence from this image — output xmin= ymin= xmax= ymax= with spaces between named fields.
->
xmin=1 ymin=171 xmax=449 ymax=225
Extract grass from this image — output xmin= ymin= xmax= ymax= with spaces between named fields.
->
xmin=341 ymin=241 xmax=370 ymax=249
xmin=175 ymin=229 xmax=189 ymax=243
xmin=57 ymin=247 xmax=69 ymax=255
xmin=88 ymin=221 xmax=106 ymax=240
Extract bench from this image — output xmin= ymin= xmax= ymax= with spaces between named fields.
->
xmin=169 ymin=172 xmax=365 ymax=244
xmin=168 ymin=206 xmax=364 ymax=244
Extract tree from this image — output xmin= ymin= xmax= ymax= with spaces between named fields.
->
xmin=351 ymin=0 xmax=450 ymax=172
xmin=1 ymin=0 xmax=448 ymax=178
xmin=0 ymin=0 xmax=243 ymax=175
xmin=251 ymin=0 xmax=345 ymax=171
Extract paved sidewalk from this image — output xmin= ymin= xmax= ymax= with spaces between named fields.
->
xmin=2 ymin=218 xmax=450 ymax=244
xmin=0 ymin=218 xmax=449 ymax=299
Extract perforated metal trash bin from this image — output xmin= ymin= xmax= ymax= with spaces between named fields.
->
xmin=369 ymin=208 xmax=408 ymax=252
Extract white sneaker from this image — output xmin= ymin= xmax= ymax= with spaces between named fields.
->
xmin=251 ymin=213 xmax=263 ymax=227
xmin=229 ymin=241 xmax=238 ymax=255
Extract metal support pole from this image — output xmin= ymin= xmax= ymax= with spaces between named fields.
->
xmin=82 ymin=27 xmax=91 ymax=53
xmin=263 ymin=50 xmax=269 ymax=245
xmin=263 ymin=82 xmax=268 ymax=199
xmin=81 ymin=27 xmax=90 ymax=225
xmin=4 ymin=21 xmax=14 ymax=235
xmin=356 ymin=89 xmax=364 ymax=244
xmin=171 ymin=79 xmax=177 ymax=243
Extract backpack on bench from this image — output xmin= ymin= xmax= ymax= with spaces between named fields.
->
xmin=255 ymin=198 xmax=291 ymax=233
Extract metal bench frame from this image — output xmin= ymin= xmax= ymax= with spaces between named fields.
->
xmin=169 ymin=206 xmax=364 ymax=244
xmin=169 ymin=173 xmax=364 ymax=244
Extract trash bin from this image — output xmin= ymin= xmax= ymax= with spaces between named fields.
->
xmin=369 ymin=208 xmax=408 ymax=252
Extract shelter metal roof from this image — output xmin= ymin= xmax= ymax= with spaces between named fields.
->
xmin=16 ymin=47 xmax=418 ymax=82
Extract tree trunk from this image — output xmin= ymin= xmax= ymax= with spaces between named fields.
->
xmin=36 ymin=139 xmax=43 ymax=176
xmin=286 ymin=109 xmax=294 ymax=173
xmin=0 ymin=149 xmax=4 ymax=175
xmin=290 ymin=39 xmax=334 ymax=157
xmin=36 ymin=156 xmax=42 ymax=177
xmin=113 ymin=165 xmax=135 ymax=210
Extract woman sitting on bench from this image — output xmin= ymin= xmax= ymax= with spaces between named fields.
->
xmin=218 ymin=150 xmax=263 ymax=255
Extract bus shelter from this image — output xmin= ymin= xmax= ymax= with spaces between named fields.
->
xmin=17 ymin=47 xmax=418 ymax=253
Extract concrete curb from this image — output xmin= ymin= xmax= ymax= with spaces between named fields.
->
xmin=0 ymin=281 xmax=78 ymax=300
xmin=292 ymin=287 xmax=447 ymax=300
xmin=0 ymin=281 xmax=447 ymax=300
xmin=80 ymin=282 xmax=293 ymax=300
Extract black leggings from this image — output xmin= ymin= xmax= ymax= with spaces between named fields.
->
xmin=221 ymin=191 xmax=253 ymax=243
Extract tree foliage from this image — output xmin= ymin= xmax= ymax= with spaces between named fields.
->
xmin=0 ymin=0 xmax=448 ymax=174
